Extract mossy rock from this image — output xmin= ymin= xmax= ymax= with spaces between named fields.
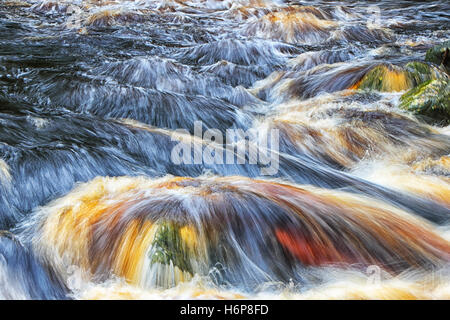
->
xmin=357 ymin=65 xmax=409 ymax=92
xmin=357 ymin=62 xmax=444 ymax=92
xmin=399 ymin=78 xmax=450 ymax=125
xmin=425 ymin=40 xmax=450 ymax=73
xmin=404 ymin=61 xmax=445 ymax=83
xmin=149 ymin=221 xmax=194 ymax=274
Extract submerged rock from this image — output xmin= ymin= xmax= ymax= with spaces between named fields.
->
xmin=26 ymin=176 xmax=450 ymax=291
xmin=425 ymin=41 xmax=450 ymax=74
xmin=85 ymin=9 xmax=148 ymax=27
xmin=399 ymin=78 xmax=450 ymax=125
xmin=357 ymin=64 xmax=411 ymax=92
xmin=356 ymin=62 xmax=444 ymax=92
xmin=243 ymin=9 xmax=336 ymax=44
xmin=149 ymin=221 xmax=195 ymax=276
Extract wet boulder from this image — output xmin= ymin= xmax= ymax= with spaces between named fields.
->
xmin=399 ymin=78 xmax=450 ymax=126
xmin=149 ymin=221 xmax=196 ymax=277
xmin=356 ymin=62 xmax=445 ymax=92
xmin=425 ymin=40 xmax=450 ymax=74
xmin=356 ymin=64 xmax=411 ymax=92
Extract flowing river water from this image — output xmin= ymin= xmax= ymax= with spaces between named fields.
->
xmin=0 ymin=0 xmax=449 ymax=299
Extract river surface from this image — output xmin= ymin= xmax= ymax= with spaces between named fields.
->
xmin=0 ymin=0 xmax=449 ymax=299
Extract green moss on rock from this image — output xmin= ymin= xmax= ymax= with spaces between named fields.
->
xmin=404 ymin=61 xmax=444 ymax=84
xmin=425 ymin=40 xmax=450 ymax=73
xmin=149 ymin=221 xmax=193 ymax=274
xmin=399 ymin=78 xmax=450 ymax=125
xmin=357 ymin=64 xmax=409 ymax=92
xmin=357 ymin=62 xmax=445 ymax=92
